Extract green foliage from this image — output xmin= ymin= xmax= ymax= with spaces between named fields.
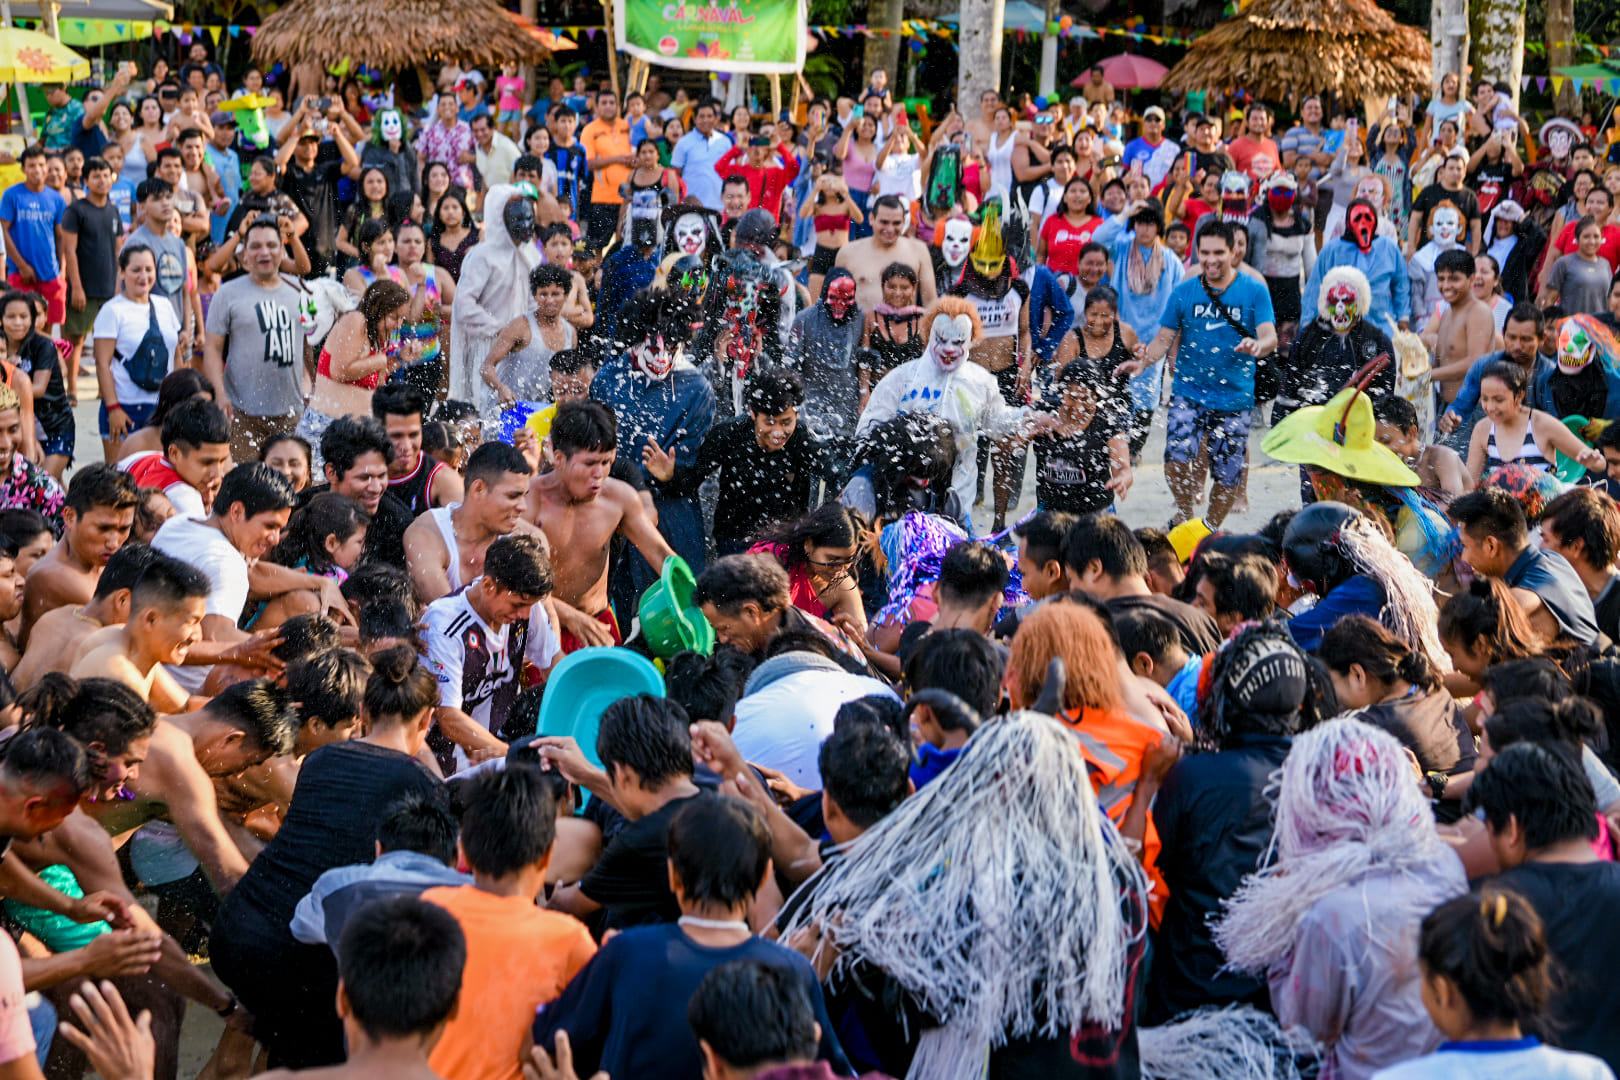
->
xmin=803 ymin=53 xmax=845 ymax=99
xmin=808 ymin=0 xmax=857 ymax=24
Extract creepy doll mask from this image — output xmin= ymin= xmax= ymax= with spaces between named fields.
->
xmin=928 ymin=313 xmax=974 ymax=373
xmin=940 ymin=217 xmax=973 ymax=269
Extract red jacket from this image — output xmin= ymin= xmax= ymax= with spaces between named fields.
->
xmin=715 ymin=143 xmax=801 ymax=222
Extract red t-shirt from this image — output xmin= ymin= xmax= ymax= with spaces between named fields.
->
xmin=1040 ymin=213 xmax=1101 ymax=275
xmin=1552 ymin=220 xmax=1620 ymax=275
xmin=1227 ymin=135 xmax=1281 ymax=182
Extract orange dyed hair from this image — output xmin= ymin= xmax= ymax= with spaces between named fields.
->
xmin=1008 ymin=600 xmax=1123 ymax=714
xmin=921 ymin=295 xmax=985 ymax=347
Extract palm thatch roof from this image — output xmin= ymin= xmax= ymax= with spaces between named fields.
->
xmin=1163 ymin=0 xmax=1431 ymax=101
xmin=251 ymin=0 xmax=548 ymax=72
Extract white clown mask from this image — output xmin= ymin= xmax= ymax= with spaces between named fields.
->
xmin=1326 ymin=281 xmax=1360 ymax=332
xmin=633 ymin=335 xmax=682 ymax=380
xmin=673 ymin=213 xmax=708 ymax=257
xmin=929 ymin=312 xmax=974 ymax=373
xmin=941 ymin=218 xmax=973 ymax=269
xmin=1431 ymin=206 xmax=1462 ymax=247
xmin=1547 ymin=127 xmax=1574 ymax=160
xmin=379 ymin=111 xmax=403 ymax=142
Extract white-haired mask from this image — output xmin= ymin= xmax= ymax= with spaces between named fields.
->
xmin=1326 ymin=280 xmax=1360 ymax=332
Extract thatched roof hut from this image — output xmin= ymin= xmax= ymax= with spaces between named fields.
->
xmin=251 ymin=0 xmax=548 ymax=73
xmin=1163 ymin=0 xmax=1431 ymax=102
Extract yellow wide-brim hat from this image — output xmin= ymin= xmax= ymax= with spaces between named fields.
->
xmin=1263 ymin=387 xmax=1419 ymax=487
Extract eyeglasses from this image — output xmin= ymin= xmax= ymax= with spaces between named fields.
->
xmin=806 ymin=553 xmax=858 ymax=570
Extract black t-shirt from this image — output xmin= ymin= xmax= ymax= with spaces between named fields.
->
xmin=1469 ymin=158 xmax=1516 ymax=215
xmin=1348 ymin=687 xmax=1475 ymax=822
xmin=14 ymin=332 xmax=69 ymax=434
xmin=1412 ymin=182 xmax=1482 ymax=242
xmin=60 ymin=197 xmax=120 ymax=297
xmin=280 ymin=147 xmax=343 ymax=264
xmin=579 ymin=791 xmax=709 ymax=930
xmin=1105 ymin=593 xmax=1222 ymax=656
xmin=1492 ymin=860 xmax=1620 ymax=1069
xmin=1033 ymin=411 xmax=1122 ymax=516
xmin=1596 ymin=575 xmax=1620 ymax=645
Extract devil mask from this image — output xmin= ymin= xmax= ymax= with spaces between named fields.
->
xmin=1345 ymin=200 xmax=1377 ymax=254
xmin=1264 ymin=174 xmax=1297 ymax=216
xmin=503 ymin=197 xmax=536 ymax=246
xmin=1326 ymin=281 xmax=1360 ymax=331
xmin=1430 ymin=205 xmax=1462 ymax=248
xmin=928 ymin=312 xmax=974 ymax=373
xmin=941 ymin=217 xmax=973 ymax=269
xmin=824 ymin=272 xmax=856 ymax=322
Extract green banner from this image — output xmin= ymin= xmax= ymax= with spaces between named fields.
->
xmin=615 ymin=0 xmax=805 ymax=74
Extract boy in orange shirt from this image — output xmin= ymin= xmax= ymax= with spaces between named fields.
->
xmin=422 ymin=767 xmax=596 ymax=1080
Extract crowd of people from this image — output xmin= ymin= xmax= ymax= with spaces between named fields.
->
xmin=0 ymin=34 xmax=1616 ymax=1080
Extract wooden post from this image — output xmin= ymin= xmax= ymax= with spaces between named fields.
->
xmin=603 ymin=0 xmax=620 ymax=99
xmin=0 ymin=0 xmax=34 ymax=141
xmin=768 ymin=72 xmax=780 ymax=118
xmin=43 ymin=0 xmax=58 ymax=42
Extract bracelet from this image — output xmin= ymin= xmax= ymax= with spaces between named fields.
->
xmin=106 ymin=403 xmax=123 ymax=413
xmin=215 ymin=993 xmax=238 ymax=1017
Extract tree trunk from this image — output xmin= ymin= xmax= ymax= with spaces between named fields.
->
xmin=1038 ymin=0 xmax=1062 ymax=98
xmin=958 ymin=0 xmax=1005 ymax=110
xmin=520 ymin=0 xmax=538 ymax=108
xmin=864 ymin=0 xmax=903 ymax=87
xmin=1431 ymin=0 xmax=1469 ymax=96
xmin=1470 ymin=0 xmax=1525 ymax=109
xmin=1547 ymin=0 xmax=1577 ymax=115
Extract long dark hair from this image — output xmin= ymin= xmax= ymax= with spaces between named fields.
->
xmin=268 ymin=492 xmax=370 ymax=577
xmin=144 ymin=368 xmax=214 ymax=432
xmin=855 ymin=412 xmax=959 ymax=522
xmin=1317 ymin=613 xmax=1441 ymax=693
xmin=758 ymin=503 xmax=867 ymax=571
xmin=358 ymin=279 xmax=411 ymax=350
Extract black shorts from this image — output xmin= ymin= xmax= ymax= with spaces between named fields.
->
xmin=994 ymin=362 xmax=1023 ymax=406
xmin=809 ymin=244 xmax=840 ymax=276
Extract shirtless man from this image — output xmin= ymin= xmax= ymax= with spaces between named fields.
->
xmin=1424 ymin=249 xmax=1499 ymax=411
xmin=371 ymin=383 xmax=463 ymax=518
xmin=964 ymin=89 xmax=1001 ymax=158
xmin=71 ymin=553 xmax=208 ymax=715
xmin=0 ymin=540 xmax=24 ymax=672
xmin=79 ymin=679 xmax=296 ymax=893
xmin=527 ymin=401 xmax=675 ymax=651
xmin=20 ymin=463 xmax=138 ymax=648
xmin=404 ymin=441 xmax=544 ymax=604
xmin=13 ymin=542 xmax=157 ymax=690
xmin=834 ymin=194 xmax=937 ymax=312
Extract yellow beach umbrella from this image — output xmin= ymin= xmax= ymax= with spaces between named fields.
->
xmin=0 ymin=27 xmax=88 ymax=83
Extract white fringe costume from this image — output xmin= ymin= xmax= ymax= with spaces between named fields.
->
xmin=780 ymin=711 xmax=1147 ymax=1080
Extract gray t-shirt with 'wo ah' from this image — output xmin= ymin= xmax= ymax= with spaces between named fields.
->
xmin=205 ymin=275 xmax=305 ymax=419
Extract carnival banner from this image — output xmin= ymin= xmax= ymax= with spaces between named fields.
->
xmin=614 ymin=0 xmax=806 ymax=74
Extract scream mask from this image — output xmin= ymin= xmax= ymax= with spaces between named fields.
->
xmin=503 ymin=197 xmax=536 ymax=246
xmin=824 ymin=274 xmax=856 ymax=322
xmin=1345 ymin=201 xmax=1377 ymax=254
xmin=928 ymin=312 xmax=974 ymax=373
xmin=633 ymin=334 xmax=682 ymax=379
xmin=1326 ymin=281 xmax=1360 ymax=331
xmin=1220 ymin=171 xmax=1252 ymax=224
xmin=1430 ymin=205 xmax=1462 ymax=248
xmin=1559 ymin=319 xmax=1596 ymax=374
xmin=672 ymin=212 xmax=709 ymax=257
xmin=941 ymin=217 xmax=973 ymax=270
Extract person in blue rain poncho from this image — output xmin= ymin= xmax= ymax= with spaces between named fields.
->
xmin=591 ymin=289 xmax=717 ymax=600
xmin=1304 ymin=197 xmax=1412 ymax=341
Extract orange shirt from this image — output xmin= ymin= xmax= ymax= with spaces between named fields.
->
xmin=580 ymin=117 xmax=632 ymax=205
xmin=422 ymin=885 xmax=597 ymax=1080
xmin=1059 ymin=706 xmax=1169 ymax=926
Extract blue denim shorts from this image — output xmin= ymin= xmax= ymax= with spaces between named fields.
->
xmin=1164 ymin=395 xmax=1252 ymax=487
xmin=98 ymin=400 xmax=155 ymax=438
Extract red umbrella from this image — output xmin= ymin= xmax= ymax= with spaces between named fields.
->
xmin=1085 ymin=53 xmax=1169 ymax=89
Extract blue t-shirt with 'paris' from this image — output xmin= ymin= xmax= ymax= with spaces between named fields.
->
xmin=1162 ymin=271 xmax=1276 ymax=412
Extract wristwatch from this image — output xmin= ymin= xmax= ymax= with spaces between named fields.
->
xmin=1424 ymin=770 xmax=1449 ymax=801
